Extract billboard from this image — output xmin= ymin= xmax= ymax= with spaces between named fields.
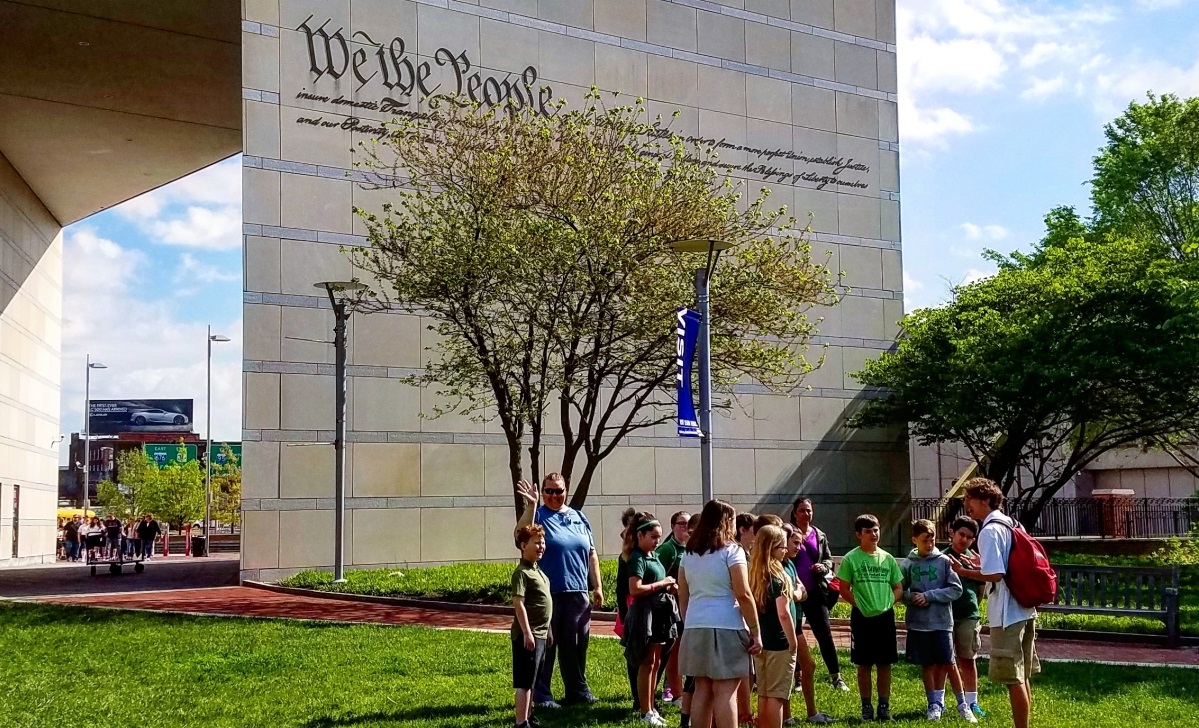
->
xmin=89 ymin=399 xmax=193 ymax=435
xmin=144 ymin=444 xmax=198 ymax=466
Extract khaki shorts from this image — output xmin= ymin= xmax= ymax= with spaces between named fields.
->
xmin=954 ymin=618 xmax=982 ymax=661
xmin=753 ymin=648 xmax=798 ymax=700
xmin=989 ymin=618 xmax=1040 ymax=685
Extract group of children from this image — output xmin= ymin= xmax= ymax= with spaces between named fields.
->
xmin=509 ymin=508 xmax=991 ymax=728
xmin=837 ymin=514 xmax=988 ymax=723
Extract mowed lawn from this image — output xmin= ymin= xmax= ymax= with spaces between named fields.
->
xmin=2 ymin=603 xmax=1199 ymax=728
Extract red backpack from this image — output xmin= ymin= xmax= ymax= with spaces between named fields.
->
xmin=983 ymin=518 xmax=1057 ymax=609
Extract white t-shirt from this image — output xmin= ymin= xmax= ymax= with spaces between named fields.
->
xmin=680 ymin=543 xmax=748 ymax=630
xmin=977 ymin=510 xmax=1037 ymax=629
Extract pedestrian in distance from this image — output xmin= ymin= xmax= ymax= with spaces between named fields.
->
xmin=836 ymin=514 xmax=903 ymax=722
xmin=781 ymin=524 xmax=833 ymax=725
xmin=511 ymin=524 xmax=553 ymax=728
xmin=136 ymin=514 xmax=161 ymax=560
xmin=945 ymin=516 xmax=987 ymax=720
xmin=902 ymin=519 xmax=965 ymax=722
xmin=622 ymin=511 xmax=682 ymax=726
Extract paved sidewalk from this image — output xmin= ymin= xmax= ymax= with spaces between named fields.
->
xmin=35 ymin=586 xmax=1199 ymax=668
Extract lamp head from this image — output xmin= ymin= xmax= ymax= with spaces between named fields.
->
xmin=88 ymin=362 xmax=107 ymax=369
xmin=209 ymin=334 xmax=231 ymax=343
xmin=667 ymin=238 xmax=736 ymax=254
xmin=314 ymin=281 xmax=367 ymax=294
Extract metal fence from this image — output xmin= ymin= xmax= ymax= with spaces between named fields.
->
xmin=910 ymin=497 xmax=1199 ymax=540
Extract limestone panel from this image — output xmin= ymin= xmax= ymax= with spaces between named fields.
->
xmin=485 ymin=506 xmax=520 ymax=561
xmin=421 ymin=384 xmax=486 ymax=433
xmin=596 ymin=0 xmax=647 ymax=40
xmin=279 ymin=509 xmax=339 ymax=568
xmin=792 ymin=32 xmax=834 ymax=81
xmin=802 ymin=344 xmax=842 ymax=390
xmin=279 ymin=240 xmax=354 ymax=295
xmin=418 ymin=5 xmax=480 ymax=60
xmin=539 ymin=0 xmax=592 ymax=28
xmin=594 ymin=44 xmax=649 ymax=99
xmin=877 ymin=0 xmax=897 ymax=44
xmin=746 ymin=76 xmax=791 ymax=125
xmin=880 ymin=149 xmax=899 ymax=193
xmin=840 ymin=244 xmax=882 ymax=290
xmin=833 ymin=42 xmax=877 ymax=89
xmin=352 ymin=377 xmax=420 ymax=431
xmin=421 ymin=443 xmax=485 ymax=496
xmin=243 ymin=167 xmax=280 ymax=226
xmin=800 ymin=396 xmax=846 ymax=441
xmin=755 ymin=449 xmax=802 ymax=494
xmin=879 ymin=100 xmax=898 ymax=143
xmin=654 ymin=447 xmax=702 ymax=496
xmin=280 ymin=372 xmax=335 ymax=430
xmin=792 ymin=0 xmax=834 ymax=29
xmin=698 ymin=11 xmax=745 ymax=63
xmin=280 ymin=109 xmax=352 ymax=169
xmin=882 ymin=199 xmax=900 ymax=242
xmin=877 ymin=51 xmax=897 ymax=94
xmin=352 ymin=311 xmax=421 ymax=368
xmin=839 ymin=295 xmax=885 ymax=340
xmin=279 ymin=441 xmax=335 ymax=499
xmin=837 ymin=194 xmax=881 ymax=239
xmin=245 ymin=235 xmax=281 ymax=294
xmin=353 ymin=507 xmax=421 ymax=564
xmin=279 ymin=175 xmax=353 ymax=234
xmin=881 ymin=248 xmax=902 ymax=292
xmin=540 ymin=32 xmax=596 ymax=89
xmin=745 ymin=18 xmax=790 ymax=72
xmin=352 ymin=442 xmax=420 ymax=496
xmin=747 ymin=0 xmax=789 ymax=19
xmin=245 ymin=0 xmax=279 ymax=25
xmin=753 ymin=394 xmax=801 ymax=440
xmin=241 ymin=510 xmax=280 ymax=570
xmin=648 ymin=56 xmax=700 ymax=108
xmin=599 ymin=445 xmax=655 ymax=496
xmin=482 ymin=0 xmax=536 ymax=13
xmin=280 ymin=0 xmax=349 ymax=30
xmin=836 ymin=92 xmax=879 ymax=140
xmin=422 ymin=507 xmax=486 ymax=561
xmin=883 ymin=298 xmax=903 ymax=337
xmin=244 ymin=101 xmax=281 ymax=159
xmin=700 ymin=110 xmax=748 ymax=166
xmin=837 ymin=134 xmax=881 ymax=191
xmin=834 ymin=0 xmax=876 ymax=38
xmin=480 ymin=19 xmax=539 ymax=76
xmin=280 ymin=305 xmax=334 ymax=364
xmin=698 ymin=66 xmax=746 ymax=116
xmin=840 ymin=346 xmax=874 ymax=390
xmin=243 ymin=441 xmax=281 ymax=499
xmin=351 ymin=0 xmax=418 ymax=36
xmin=715 ymin=394 xmax=756 ymax=440
xmin=243 ymin=303 xmax=281 ymax=362
xmin=792 ymin=84 xmax=837 ymax=133
xmin=649 ymin=1 xmax=698 ymax=51
xmin=714 ymin=447 xmax=757 ymax=495
xmin=243 ymin=31 xmax=280 ymax=92
xmin=244 ymin=372 xmax=280 ymax=430
xmin=792 ymin=187 xmax=839 ymax=234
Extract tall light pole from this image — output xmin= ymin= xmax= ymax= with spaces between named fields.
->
xmin=315 ymin=280 xmax=365 ymax=583
xmin=668 ymin=239 xmax=734 ymax=504
xmin=82 ymin=356 xmax=107 ymax=516
xmin=204 ymin=326 xmax=231 ymax=554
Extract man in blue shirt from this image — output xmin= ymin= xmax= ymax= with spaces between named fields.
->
xmin=515 ymin=474 xmax=604 ymax=708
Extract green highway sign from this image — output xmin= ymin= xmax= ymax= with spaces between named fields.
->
xmin=211 ymin=443 xmax=242 ymax=467
xmin=144 ymin=444 xmax=197 ymax=466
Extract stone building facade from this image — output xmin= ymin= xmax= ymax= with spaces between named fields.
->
xmin=238 ymin=0 xmax=906 ymax=581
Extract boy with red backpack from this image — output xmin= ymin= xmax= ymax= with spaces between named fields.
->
xmin=952 ymin=478 xmax=1057 ymax=728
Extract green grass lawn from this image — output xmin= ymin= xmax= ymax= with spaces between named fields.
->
xmin=280 ymin=558 xmax=1198 ymax=637
xmin=1 ymin=602 xmax=1198 ymax=728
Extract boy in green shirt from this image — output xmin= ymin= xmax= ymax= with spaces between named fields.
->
xmin=837 ymin=514 xmax=904 ymax=722
xmin=513 ymin=524 xmax=553 ymax=728
xmin=946 ymin=516 xmax=987 ymax=720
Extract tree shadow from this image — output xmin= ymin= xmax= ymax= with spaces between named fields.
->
xmin=1020 ymin=659 xmax=1199 ymax=703
xmin=305 ymin=704 xmax=501 ymax=727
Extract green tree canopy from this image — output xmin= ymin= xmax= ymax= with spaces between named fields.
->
xmin=96 ymin=449 xmax=160 ymax=520
xmin=853 ymin=230 xmax=1199 ymax=516
xmin=1092 ymin=93 xmax=1199 ymax=257
xmin=351 ymin=92 xmax=838 ymax=510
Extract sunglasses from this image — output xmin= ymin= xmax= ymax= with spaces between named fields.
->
xmin=543 ymin=488 xmax=565 ymax=495
xmin=673 ymin=521 xmax=688 ymax=527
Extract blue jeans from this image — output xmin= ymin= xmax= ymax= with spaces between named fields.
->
xmin=140 ymin=538 xmax=155 ymax=558
xmin=64 ymin=540 xmax=78 ymax=560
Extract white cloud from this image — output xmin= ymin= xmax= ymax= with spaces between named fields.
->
xmin=961 ymin=267 xmax=997 ymax=285
xmin=60 ymin=228 xmax=242 ymax=449
xmin=114 ymin=157 xmax=242 ymax=251
xmin=176 ymin=253 xmax=240 ymax=285
xmin=960 ymin=222 xmax=1009 ymax=241
xmin=1022 ymin=75 xmax=1067 ymax=100
xmin=1086 ymin=55 xmax=1199 ymax=119
xmin=1135 ymin=0 xmax=1191 ymax=9
xmin=898 ymin=100 xmax=975 ymax=148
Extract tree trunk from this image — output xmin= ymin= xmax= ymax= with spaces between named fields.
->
xmin=569 ymin=457 xmax=601 ymax=511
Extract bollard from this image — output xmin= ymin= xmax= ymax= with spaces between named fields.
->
xmin=1164 ymin=587 xmax=1181 ymax=649
xmin=163 ymin=525 xmax=169 ymax=557
xmin=184 ymin=524 xmax=191 ymax=556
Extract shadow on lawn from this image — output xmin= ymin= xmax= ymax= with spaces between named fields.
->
xmin=304 ymin=704 xmax=502 ymax=727
xmin=1010 ymin=660 xmax=1199 ymax=703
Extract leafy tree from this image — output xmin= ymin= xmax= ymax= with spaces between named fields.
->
xmin=153 ymin=456 xmax=206 ymax=530
xmin=96 ymin=449 xmax=160 ymax=519
xmin=351 ymin=93 xmax=837 ymax=510
xmin=1092 ymin=93 xmax=1199 ymax=257
xmin=210 ymin=444 xmax=242 ymax=529
xmin=853 ymin=231 xmax=1199 ymax=521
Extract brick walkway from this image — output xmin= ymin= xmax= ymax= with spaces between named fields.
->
xmin=37 ymin=586 xmax=1199 ymax=668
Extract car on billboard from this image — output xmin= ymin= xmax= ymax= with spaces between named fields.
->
xmin=131 ymin=408 xmax=190 ymax=426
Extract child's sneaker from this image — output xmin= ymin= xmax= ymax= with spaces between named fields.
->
xmin=641 ymin=711 xmax=666 ymax=726
xmin=832 ymin=675 xmax=850 ymax=692
xmin=861 ymin=704 xmax=874 ymax=721
xmin=808 ymin=713 xmax=835 ymax=724
xmin=877 ymin=704 xmax=891 ymax=722
xmin=663 ymin=689 xmax=674 ymax=703
xmin=956 ymin=704 xmax=978 ymax=723
xmin=970 ymin=703 xmax=986 ymax=719
xmin=926 ymin=703 xmax=944 ymax=721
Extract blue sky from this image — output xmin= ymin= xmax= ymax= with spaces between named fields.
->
xmin=57 ymin=0 xmax=1199 ymax=448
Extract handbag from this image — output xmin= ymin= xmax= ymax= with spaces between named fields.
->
xmin=822 ymin=573 xmax=841 ymax=610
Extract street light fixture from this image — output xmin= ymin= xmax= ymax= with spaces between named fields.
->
xmin=315 ymin=280 xmax=367 ymax=583
xmin=204 ymin=326 xmax=231 ymax=555
xmin=82 ymin=356 xmax=107 ymax=517
xmin=668 ymin=238 xmax=735 ymax=504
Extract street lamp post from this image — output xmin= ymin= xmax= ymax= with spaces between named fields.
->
xmin=204 ymin=326 xmax=231 ymax=555
xmin=668 ymin=239 xmax=734 ymax=504
xmin=315 ymin=281 xmax=366 ymax=583
xmin=82 ymin=355 xmax=107 ymax=516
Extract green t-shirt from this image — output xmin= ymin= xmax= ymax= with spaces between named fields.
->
xmin=511 ymin=559 xmax=553 ymax=638
xmin=628 ymin=547 xmax=667 ymax=588
xmin=656 ymin=534 xmax=685 ymax=577
xmin=758 ymin=576 xmax=790 ymax=651
xmin=782 ymin=559 xmax=800 ymax=626
xmin=947 ymin=547 xmax=984 ymax=621
xmin=836 ymin=547 xmax=903 ymax=618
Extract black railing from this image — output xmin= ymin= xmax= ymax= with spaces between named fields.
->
xmin=910 ymin=497 xmax=1199 ymax=540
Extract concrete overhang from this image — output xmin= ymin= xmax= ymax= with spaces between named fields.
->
xmin=0 ymin=0 xmax=241 ymax=225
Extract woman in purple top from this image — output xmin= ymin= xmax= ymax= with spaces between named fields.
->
xmin=790 ymin=498 xmax=847 ymax=691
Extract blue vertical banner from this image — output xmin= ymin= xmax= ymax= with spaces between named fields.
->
xmin=676 ymin=307 xmax=702 ymax=437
